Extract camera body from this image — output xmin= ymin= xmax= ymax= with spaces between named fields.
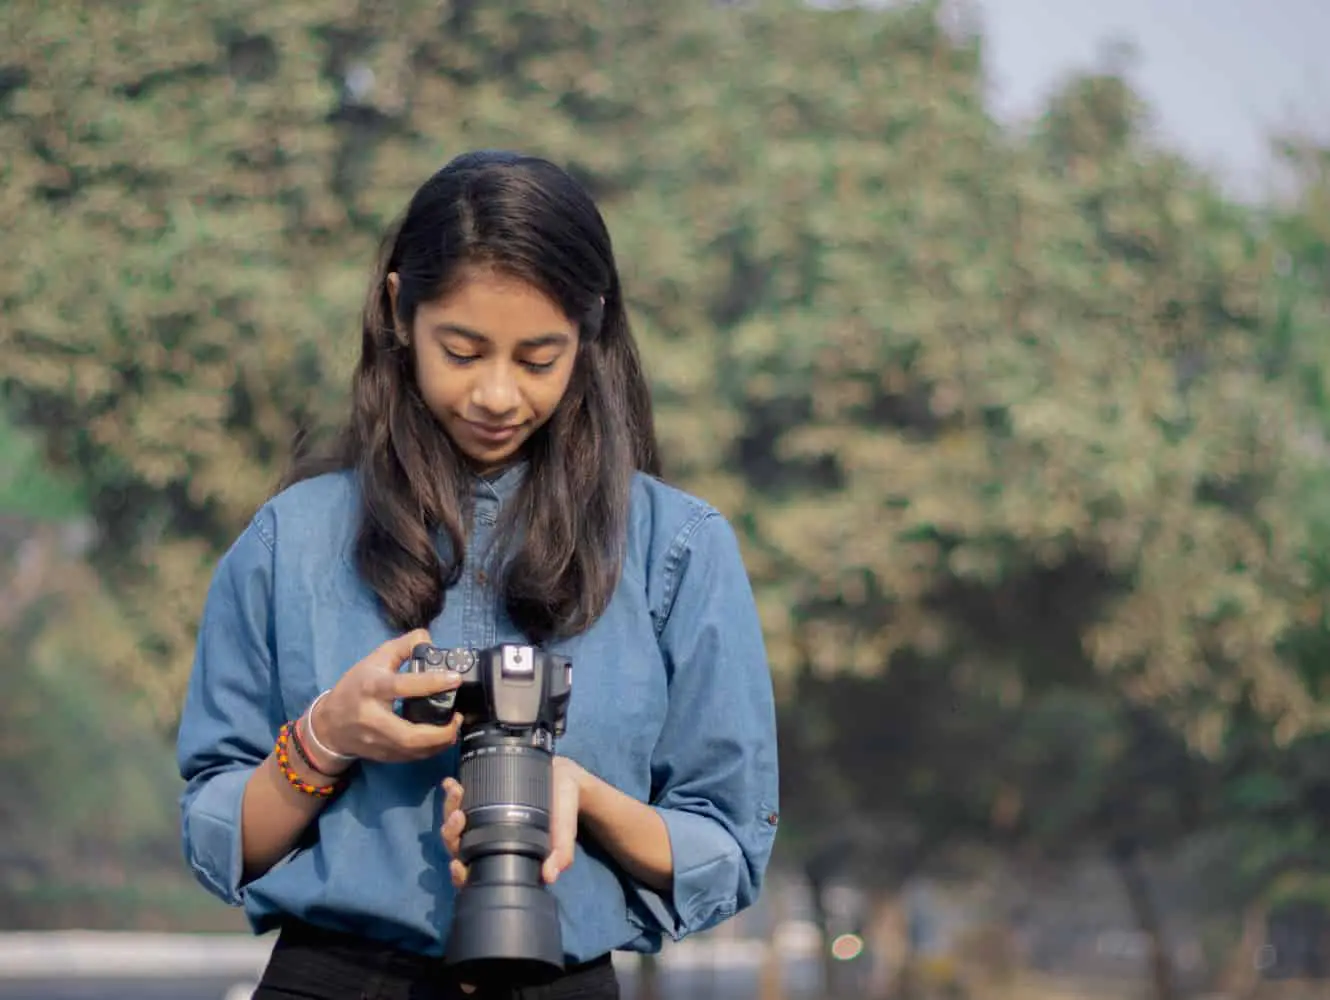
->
xmin=400 ymin=643 xmax=571 ymax=739
xmin=399 ymin=642 xmax=573 ymax=985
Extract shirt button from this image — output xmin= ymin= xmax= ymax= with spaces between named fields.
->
xmin=476 ymin=570 xmax=487 ymax=585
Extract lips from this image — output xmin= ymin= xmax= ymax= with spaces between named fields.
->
xmin=464 ymin=420 xmax=522 ymax=445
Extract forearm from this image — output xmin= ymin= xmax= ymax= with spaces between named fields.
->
xmin=239 ymin=718 xmax=347 ymax=883
xmin=577 ymin=770 xmax=673 ymax=893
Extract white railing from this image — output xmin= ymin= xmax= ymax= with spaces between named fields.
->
xmin=0 ymin=930 xmax=811 ymax=979
xmin=0 ymin=931 xmax=274 ymax=979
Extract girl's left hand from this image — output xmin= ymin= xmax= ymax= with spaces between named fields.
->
xmin=441 ymin=756 xmax=586 ymax=889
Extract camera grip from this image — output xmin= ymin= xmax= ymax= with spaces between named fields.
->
xmin=400 ymin=643 xmax=463 ymax=726
xmin=401 ymin=689 xmax=458 ymax=726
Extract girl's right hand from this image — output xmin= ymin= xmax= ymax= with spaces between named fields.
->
xmin=306 ymin=629 xmax=464 ymax=769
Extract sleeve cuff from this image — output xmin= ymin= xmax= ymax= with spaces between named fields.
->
xmin=627 ymin=807 xmax=741 ymax=942
xmin=180 ymin=767 xmax=252 ymax=906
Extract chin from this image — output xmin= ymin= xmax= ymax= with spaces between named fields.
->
xmin=464 ymin=442 xmax=525 ymax=471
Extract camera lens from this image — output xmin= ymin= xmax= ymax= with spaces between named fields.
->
xmin=447 ymin=727 xmax=562 ymax=985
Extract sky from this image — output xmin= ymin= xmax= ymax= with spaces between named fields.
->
xmin=971 ymin=0 xmax=1330 ymax=201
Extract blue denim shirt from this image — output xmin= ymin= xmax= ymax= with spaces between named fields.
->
xmin=176 ymin=463 xmax=780 ymax=962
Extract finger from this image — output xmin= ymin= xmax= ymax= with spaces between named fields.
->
xmin=542 ymin=855 xmax=562 ymax=884
xmin=373 ymin=710 xmax=463 ymax=756
xmin=443 ymin=827 xmax=461 ymax=859
xmin=451 ymin=859 xmax=468 ymax=888
xmin=544 ymin=842 xmax=574 ymax=884
xmin=370 ymin=629 xmax=434 ymax=672
xmin=442 ymin=778 xmax=463 ymax=815
xmin=389 ymin=668 xmax=465 ymax=700
xmin=397 ymin=711 xmax=464 ymax=753
xmin=441 ymin=799 xmax=466 ymax=857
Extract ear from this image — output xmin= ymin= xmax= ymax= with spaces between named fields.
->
xmin=386 ymin=272 xmax=408 ymax=345
xmin=584 ymin=295 xmax=606 ymax=337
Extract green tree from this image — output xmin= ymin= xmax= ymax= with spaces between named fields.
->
xmin=707 ymin=54 xmax=1321 ymax=745
xmin=0 ymin=417 xmax=86 ymax=521
xmin=1187 ymin=132 xmax=1330 ymax=993
xmin=0 ymin=0 xmax=732 ymax=722
xmin=752 ymin=61 xmax=1330 ymax=1000
xmin=5 ymin=7 xmax=1330 ymax=970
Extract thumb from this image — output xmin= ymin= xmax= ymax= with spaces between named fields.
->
xmin=371 ymin=628 xmax=433 ymax=671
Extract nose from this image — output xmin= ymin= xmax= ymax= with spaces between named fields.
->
xmin=469 ymin=361 xmax=521 ymax=418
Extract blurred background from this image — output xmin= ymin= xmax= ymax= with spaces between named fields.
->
xmin=2 ymin=1 xmax=1329 ymax=998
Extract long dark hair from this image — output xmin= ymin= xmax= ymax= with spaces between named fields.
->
xmin=283 ymin=150 xmax=661 ymax=642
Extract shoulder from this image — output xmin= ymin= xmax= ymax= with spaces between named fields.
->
xmin=627 ymin=473 xmax=749 ymax=626
xmin=628 ymin=471 xmax=726 ymax=556
xmin=248 ymin=469 xmax=360 ymax=555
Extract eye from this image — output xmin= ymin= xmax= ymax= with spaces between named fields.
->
xmin=444 ymin=347 xmax=480 ymax=365
xmin=521 ymin=359 xmax=558 ymax=373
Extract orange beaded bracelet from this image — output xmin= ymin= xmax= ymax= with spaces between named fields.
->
xmin=275 ymin=720 xmax=346 ymax=799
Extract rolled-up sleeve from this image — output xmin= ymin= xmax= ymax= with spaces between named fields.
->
xmin=629 ymin=510 xmax=780 ymax=942
xmin=176 ymin=507 xmax=280 ymax=906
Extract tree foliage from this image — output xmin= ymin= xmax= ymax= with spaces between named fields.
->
xmin=0 ymin=0 xmax=727 ymax=721
xmin=4 ymin=0 xmax=1330 ymax=901
xmin=719 ymin=61 xmax=1319 ymax=748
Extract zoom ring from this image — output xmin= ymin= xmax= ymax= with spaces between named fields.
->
xmin=459 ymin=747 xmax=551 ymax=813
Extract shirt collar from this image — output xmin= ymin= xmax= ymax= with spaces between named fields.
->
xmin=472 ymin=460 xmax=528 ymax=506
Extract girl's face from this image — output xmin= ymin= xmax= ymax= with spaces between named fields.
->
xmin=390 ymin=268 xmax=581 ymax=473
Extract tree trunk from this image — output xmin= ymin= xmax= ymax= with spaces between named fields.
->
xmin=757 ymin=880 xmax=787 ymax=1000
xmin=1111 ymin=846 xmax=1178 ymax=1000
xmin=1216 ymin=895 xmax=1268 ymax=998
xmin=636 ymin=952 xmax=662 ymax=1000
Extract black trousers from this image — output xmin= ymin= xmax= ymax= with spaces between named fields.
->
xmin=252 ymin=920 xmax=620 ymax=1000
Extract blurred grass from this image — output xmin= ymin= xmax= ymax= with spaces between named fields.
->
xmin=0 ymin=411 xmax=230 ymax=931
xmin=0 ymin=415 xmax=85 ymax=520
xmin=0 ymin=877 xmax=250 ymax=933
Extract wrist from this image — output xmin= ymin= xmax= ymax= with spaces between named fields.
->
xmin=565 ymin=759 xmax=603 ymax=820
xmin=273 ymin=721 xmax=347 ymax=800
xmin=282 ymin=729 xmax=345 ymax=788
xmin=297 ymin=712 xmax=354 ymax=776
xmin=555 ymin=755 xmax=589 ymax=785
xmin=303 ymin=694 xmax=357 ymax=774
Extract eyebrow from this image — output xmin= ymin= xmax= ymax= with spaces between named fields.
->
xmin=432 ymin=323 xmax=570 ymax=349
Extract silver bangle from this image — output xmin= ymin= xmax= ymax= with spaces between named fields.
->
xmin=305 ymin=690 xmax=357 ymax=763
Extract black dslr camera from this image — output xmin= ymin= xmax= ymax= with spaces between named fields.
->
xmin=400 ymin=643 xmax=573 ymax=985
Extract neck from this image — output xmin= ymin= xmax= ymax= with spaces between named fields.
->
xmin=471 ymin=460 xmax=516 ymax=481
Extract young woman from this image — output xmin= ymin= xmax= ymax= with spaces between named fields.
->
xmin=176 ymin=150 xmax=780 ymax=1000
